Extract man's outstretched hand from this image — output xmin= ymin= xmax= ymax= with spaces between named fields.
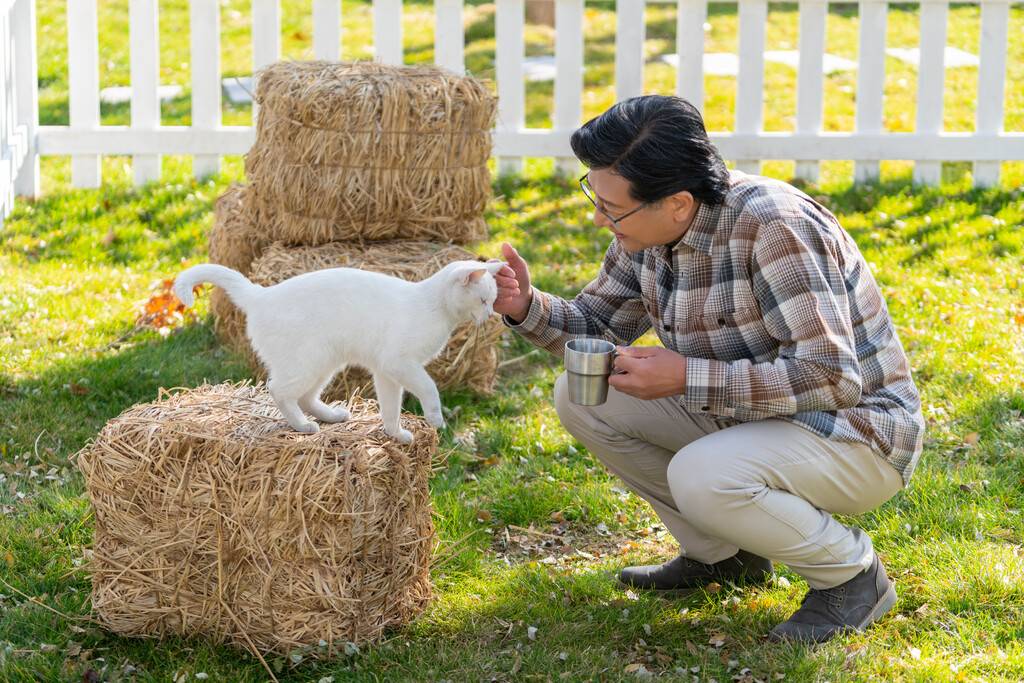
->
xmin=490 ymin=242 xmax=533 ymax=323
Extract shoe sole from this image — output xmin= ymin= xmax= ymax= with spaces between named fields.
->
xmin=857 ymin=582 xmax=898 ymax=630
xmin=615 ymin=580 xmax=699 ymax=595
xmin=615 ymin=573 xmax=775 ymax=595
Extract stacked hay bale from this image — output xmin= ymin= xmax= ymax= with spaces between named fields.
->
xmin=77 ymin=382 xmax=436 ymax=657
xmin=206 ymin=60 xmax=502 ymax=398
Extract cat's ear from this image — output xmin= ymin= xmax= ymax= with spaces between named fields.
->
xmin=463 ymin=268 xmax=489 ymax=285
xmin=484 ymin=261 xmax=504 ymax=274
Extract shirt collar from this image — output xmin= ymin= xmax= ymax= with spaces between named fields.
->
xmin=675 ymin=200 xmax=721 ymax=255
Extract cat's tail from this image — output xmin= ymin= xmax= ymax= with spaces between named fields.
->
xmin=173 ymin=263 xmax=262 ymax=311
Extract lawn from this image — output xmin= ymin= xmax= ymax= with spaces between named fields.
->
xmin=4 ymin=1 xmax=1024 ymax=682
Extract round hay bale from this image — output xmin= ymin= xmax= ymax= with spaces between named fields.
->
xmin=208 ymin=184 xmax=273 ymax=346
xmin=214 ymin=240 xmax=505 ymax=400
xmin=244 ymin=60 xmax=497 ymax=246
xmin=76 ymin=382 xmax=436 ymax=658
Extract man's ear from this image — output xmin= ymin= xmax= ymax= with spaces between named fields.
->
xmin=670 ymin=190 xmax=696 ymax=222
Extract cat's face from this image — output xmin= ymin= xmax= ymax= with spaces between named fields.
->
xmin=452 ymin=261 xmax=503 ymax=323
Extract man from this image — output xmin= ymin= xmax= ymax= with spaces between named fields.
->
xmin=491 ymin=95 xmax=924 ymax=643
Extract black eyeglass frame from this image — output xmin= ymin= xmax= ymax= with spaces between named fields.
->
xmin=579 ymin=173 xmax=657 ymax=229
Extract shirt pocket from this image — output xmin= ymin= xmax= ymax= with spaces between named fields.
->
xmin=696 ymin=307 xmax=777 ymax=362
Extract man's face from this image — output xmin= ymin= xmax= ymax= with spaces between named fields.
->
xmin=583 ymin=169 xmax=691 ymax=252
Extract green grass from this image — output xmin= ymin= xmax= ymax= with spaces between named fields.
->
xmin=5 ymin=2 xmax=1024 ymax=682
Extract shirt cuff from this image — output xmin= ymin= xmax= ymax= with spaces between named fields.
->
xmin=502 ymin=287 xmax=547 ymax=334
xmin=684 ymin=357 xmax=734 ymax=418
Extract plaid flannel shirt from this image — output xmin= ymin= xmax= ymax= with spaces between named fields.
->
xmin=508 ymin=171 xmax=925 ymax=484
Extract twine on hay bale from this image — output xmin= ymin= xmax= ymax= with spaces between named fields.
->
xmin=76 ymin=382 xmax=436 ymax=658
xmin=213 ymin=240 xmax=505 ymax=400
xmin=244 ymin=60 xmax=497 ymax=246
xmin=207 ymin=184 xmax=272 ymax=345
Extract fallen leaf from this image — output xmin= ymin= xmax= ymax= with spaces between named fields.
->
xmin=964 ymin=432 xmax=980 ymax=446
xmin=510 ymin=653 xmax=523 ymax=675
xmin=68 ymin=382 xmax=89 ymax=395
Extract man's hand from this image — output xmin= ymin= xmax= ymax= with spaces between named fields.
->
xmin=489 ymin=242 xmax=533 ymax=323
xmin=608 ymin=345 xmax=688 ymax=400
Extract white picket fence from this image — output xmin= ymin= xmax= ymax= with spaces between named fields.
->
xmin=1 ymin=0 xmax=1022 ymax=226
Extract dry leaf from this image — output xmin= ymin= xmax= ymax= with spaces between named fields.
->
xmin=68 ymin=382 xmax=89 ymax=395
xmin=705 ymin=582 xmax=722 ymax=594
xmin=964 ymin=432 xmax=980 ymax=446
xmin=134 ymin=278 xmax=195 ymax=331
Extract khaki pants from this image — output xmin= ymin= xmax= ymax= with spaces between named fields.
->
xmin=553 ymin=373 xmax=904 ymax=589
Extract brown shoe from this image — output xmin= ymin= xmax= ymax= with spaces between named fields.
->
xmin=617 ymin=550 xmax=774 ymax=594
xmin=767 ymin=552 xmax=897 ymax=644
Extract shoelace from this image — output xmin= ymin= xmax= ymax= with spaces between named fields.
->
xmin=801 ymin=585 xmax=847 ymax=610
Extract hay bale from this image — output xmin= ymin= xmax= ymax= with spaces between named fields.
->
xmin=77 ymin=382 xmax=436 ymax=657
xmin=207 ymin=184 xmax=272 ymax=345
xmin=214 ymin=240 xmax=505 ymax=399
xmin=244 ymin=60 xmax=497 ymax=246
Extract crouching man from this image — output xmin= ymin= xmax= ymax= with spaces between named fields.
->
xmin=492 ymin=95 xmax=924 ymax=643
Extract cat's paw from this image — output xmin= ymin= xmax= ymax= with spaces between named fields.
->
xmin=425 ymin=412 xmax=446 ymax=430
xmin=291 ymin=421 xmax=320 ymax=434
xmin=393 ymin=428 xmax=414 ymax=444
xmin=324 ymin=405 xmax=351 ymax=423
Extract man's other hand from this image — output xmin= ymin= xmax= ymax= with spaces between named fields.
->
xmin=608 ymin=345 xmax=688 ymax=399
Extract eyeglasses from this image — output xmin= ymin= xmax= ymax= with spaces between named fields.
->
xmin=579 ymin=174 xmax=656 ymax=229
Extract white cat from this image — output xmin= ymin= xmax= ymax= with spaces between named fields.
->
xmin=173 ymin=260 xmax=504 ymax=442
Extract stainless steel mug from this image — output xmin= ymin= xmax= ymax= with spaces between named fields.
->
xmin=564 ymin=338 xmax=618 ymax=405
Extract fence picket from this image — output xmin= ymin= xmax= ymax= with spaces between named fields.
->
xmin=794 ymin=0 xmax=827 ymax=182
xmin=496 ymin=0 xmax=525 ymax=174
xmin=675 ymin=0 xmax=707 ymax=110
xmin=435 ymin=0 xmax=465 ymax=73
xmin=615 ymin=0 xmax=645 ymax=101
xmin=1 ymin=6 xmax=10 ymax=221
xmin=12 ymin=0 xmax=39 ymax=200
xmin=252 ymin=0 xmax=281 ymax=125
xmin=373 ymin=0 xmax=404 ymax=65
xmin=555 ymin=0 xmax=584 ymax=175
xmin=913 ymin=0 xmax=948 ymax=185
xmin=313 ymin=0 xmax=342 ymax=61
xmin=854 ymin=0 xmax=887 ymax=183
xmin=130 ymin=0 xmax=161 ymax=186
xmin=974 ymin=0 xmax=1010 ymax=187
xmin=67 ymin=0 xmax=101 ymax=189
xmin=191 ymin=0 xmax=222 ymax=179
xmin=734 ymin=0 xmax=767 ymax=174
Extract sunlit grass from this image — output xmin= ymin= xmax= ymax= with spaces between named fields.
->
xmin=4 ymin=2 xmax=1024 ymax=682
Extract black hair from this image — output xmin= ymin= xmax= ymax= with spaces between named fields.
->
xmin=570 ymin=95 xmax=730 ymax=205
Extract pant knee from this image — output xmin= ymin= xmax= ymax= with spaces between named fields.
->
xmin=668 ymin=445 xmax=754 ymax=532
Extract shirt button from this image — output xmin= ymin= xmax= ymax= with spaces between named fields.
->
xmin=663 ymin=324 xmax=671 ymax=331
xmin=701 ymin=406 xmax=710 ymax=411
xmin=717 ymin=317 xmax=726 ymax=325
